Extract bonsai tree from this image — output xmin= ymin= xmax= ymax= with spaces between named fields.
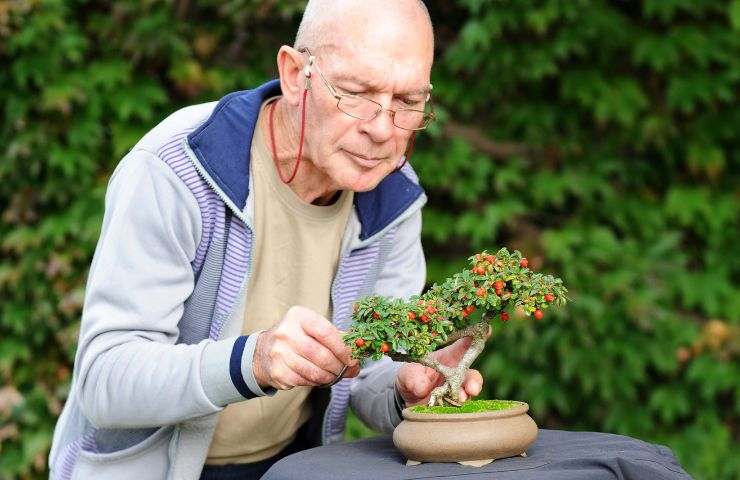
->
xmin=343 ymin=248 xmax=568 ymax=407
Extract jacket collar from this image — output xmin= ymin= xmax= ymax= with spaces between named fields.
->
xmin=187 ymin=79 xmax=425 ymax=241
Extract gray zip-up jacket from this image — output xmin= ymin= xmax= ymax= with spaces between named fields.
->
xmin=48 ymin=80 xmax=428 ymax=479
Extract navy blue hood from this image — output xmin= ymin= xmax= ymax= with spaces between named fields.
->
xmin=186 ymin=79 xmax=425 ymax=241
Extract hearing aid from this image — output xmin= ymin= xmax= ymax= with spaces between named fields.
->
xmin=304 ymin=55 xmax=315 ymax=90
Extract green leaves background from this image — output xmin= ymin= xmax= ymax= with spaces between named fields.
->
xmin=1 ymin=1 xmax=738 ymax=478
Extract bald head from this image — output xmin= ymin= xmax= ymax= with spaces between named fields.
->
xmin=294 ymin=0 xmax=434 ymax=61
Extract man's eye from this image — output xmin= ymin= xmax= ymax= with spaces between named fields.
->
xmin=399 ymin=98 xmax=422 ymax=107
xmin=340 ymin=88 xmax=365 ymax=96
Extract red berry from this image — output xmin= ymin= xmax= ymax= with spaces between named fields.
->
xmin=461 ymin=309 xmax=469 ymax=318
xmin=475 ymin=266 xmax=486 ymax=275
xmin=407 ymin=311 xmax=417 ymax=320
xmin=431 ymin=331 xmax=438 ymax=337
xmin=466 ymin=305 xmax=476 ymax=314
xmin=495 ymin=288 xmax=503 ymax=296
xmin=545 ymin=293 xmax=555 ymax=303
xmin=494 ymin=280 xmax=505 ymax=291
xmin=420 ymin=314 xmax=430 ymax=323
xmin=380 ymin=342 xmax=390 ymax=353
xmin=426 ymin=305 xmax=437 ymax=314
xmin=534 ymin=309 xmax=544 ymax=320
xmin=355 ymin=338 xmax=366 ymax=347
xmin=520 ymin=258 xmax=529 ymax=268
xmin=486 ymin=254 xmax=495 ymax=263
xmin=476 ymin=287 xmax=486 ymax=297
xmin=500 ymin=312 xmax=510 ymax=322
xmin=372 ymin=311 xmax=380 ymax=319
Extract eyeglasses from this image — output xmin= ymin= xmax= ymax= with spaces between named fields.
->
xmin=299 ymin=47 xmax=435 ymax=131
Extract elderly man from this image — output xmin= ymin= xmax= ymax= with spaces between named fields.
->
xmin=48 ymin=1 xmax=485 ymax=479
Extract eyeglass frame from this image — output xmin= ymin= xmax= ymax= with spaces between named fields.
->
xmin=298 ymin=47 xmax=436 ymax=131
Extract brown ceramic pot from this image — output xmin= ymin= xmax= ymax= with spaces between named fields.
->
xmin=392 ymin=401 xmax=538 ymax=465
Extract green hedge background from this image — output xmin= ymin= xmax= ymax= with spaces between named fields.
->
xmin=1 ymin=1 xmax=738 ymax=478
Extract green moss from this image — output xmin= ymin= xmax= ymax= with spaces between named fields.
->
xmin=410 ymin=399 xmax=520 ymax=414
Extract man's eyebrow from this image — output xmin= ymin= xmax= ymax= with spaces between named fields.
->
xmin=331 ymin=74 xmax=429 ymax=96
xmin=399 ymin=88 xmax=431 ymax=96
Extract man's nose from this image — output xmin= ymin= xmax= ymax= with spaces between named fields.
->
xmin=359 ymin=108 xmax=395 ymax=143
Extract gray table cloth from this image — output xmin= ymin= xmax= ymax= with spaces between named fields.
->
xmin=263 ymin=429 xmax=692 ymax=479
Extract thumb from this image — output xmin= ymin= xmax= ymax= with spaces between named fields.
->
xmin=433 ymin=335 xmax=473 ymax=366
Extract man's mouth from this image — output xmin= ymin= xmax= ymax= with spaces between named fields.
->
xmin=344 ymin=150 xmax=383 ymax=168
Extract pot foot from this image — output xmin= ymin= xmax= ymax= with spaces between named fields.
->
xmin=406 ymin=458 xmax=494 ymax=467
xmin=458 ymin=459 xmax=493 ymax=467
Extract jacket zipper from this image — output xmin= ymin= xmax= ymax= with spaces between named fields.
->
xmin=181 ymin=137 xmax=253 ymax=228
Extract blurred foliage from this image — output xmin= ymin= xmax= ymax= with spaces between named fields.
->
xmin=1 ymin=1 xmax=738 ymax=479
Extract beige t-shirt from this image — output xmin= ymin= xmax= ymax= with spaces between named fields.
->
xmin=205 ymin=98 xmax=355 ymax=465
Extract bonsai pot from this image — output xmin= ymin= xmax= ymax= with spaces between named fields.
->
xmin=392 ymin=400 xmax=538 ymax=467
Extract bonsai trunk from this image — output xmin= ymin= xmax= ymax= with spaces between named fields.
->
xmin=390 ymin=317 xmax=490 ymax=407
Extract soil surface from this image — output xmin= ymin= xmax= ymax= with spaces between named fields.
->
xmin=410 ymin=399 xmax=520 ymax=414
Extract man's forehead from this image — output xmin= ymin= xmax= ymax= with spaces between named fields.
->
xmin=314 ymin=44 xmax=431 ymax=94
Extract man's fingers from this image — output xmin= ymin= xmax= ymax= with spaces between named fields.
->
xmin=401 ymin=363 xmax=440 ymax=395
xmin=424 ymin=365 xmax=440 ymax=382
xmin=462 ymin=369 xmax=484 ymax=396
xmin=451 ymin=370 xmax=484 ymax=402
xmin=344 ymin=363 xmax=361 ymax=378
xmin=413 ymin=376 xmax=432 ymax=398
xmin=267 ymin=357 xmax=304 ymax=390
xmin=295 ymin=335 xmax=346 ymax=376
xmin=284 ymin=351 xmax=337 ymax=386
xmin=299 ymin=311 xmax=353 ymax=365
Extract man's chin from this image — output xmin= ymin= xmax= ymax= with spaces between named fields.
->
xmin=345 ymin=170 xmax=392 ymax=192
xmin=346 ymin=179 xmax=377 ymax=193
xmin=330 ymin=153 xmax=399 ymax=192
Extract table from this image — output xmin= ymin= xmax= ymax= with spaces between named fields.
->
xmin=263 ymin=429 xmax=693 ymax=479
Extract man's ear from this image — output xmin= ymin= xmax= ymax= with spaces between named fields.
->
xmin=276 ymin=46 xmax=306 ymax=107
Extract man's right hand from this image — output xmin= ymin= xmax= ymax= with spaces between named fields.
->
xmin=252 ymin=305 xmax=360 ymax=390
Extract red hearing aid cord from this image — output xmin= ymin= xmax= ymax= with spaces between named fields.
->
xmin=268 ymin=88 xmax=308 ymax=184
